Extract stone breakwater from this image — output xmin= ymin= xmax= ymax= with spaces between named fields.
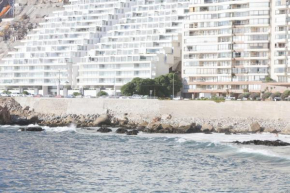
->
xmin=1 ymin=98 xmax=290 ymax=135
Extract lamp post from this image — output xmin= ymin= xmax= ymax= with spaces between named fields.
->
xmin=57 ymin=70 xmax=60 ymax=96
xmin=173 ymin=73 xmax=175 ymax=99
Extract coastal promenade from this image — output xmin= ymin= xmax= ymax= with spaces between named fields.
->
xmin=14 ymin=97 xmax=290 ymax=121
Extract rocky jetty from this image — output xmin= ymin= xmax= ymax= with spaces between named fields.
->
xmin=232 ymin=140 xmax=290 ymax=146
xmin=2 ymin=98 xmax=290 ymax=136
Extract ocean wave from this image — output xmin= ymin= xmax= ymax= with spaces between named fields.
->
xmin=42 ymin=124 xmax=77 ymax=132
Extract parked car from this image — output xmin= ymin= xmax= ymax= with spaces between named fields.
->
xmin=66 ymin=94 xmax=75 ymax=98
xmin=132 ymin=94 xmax=142 ymax=99
xmin=34 ymin=94 xmax=43 ymax=98
xmin=274 ymin=97 xmax=282 ymax=101
xmin=256 ymin=97 xmax=262 ymax=101
xmin=1 ymin=93 xmax=10 ymax=97
xmin=75 ymin=95 xmax=83 ymax=98
xmin=225 ymin=97 xmax=236 ymax=101
xmin=84 ymin=95 xmax=96 ymax=98
xmin=43 ymin=95 xmax=54 ymax=98
xmin=173 ymin=96 xmax=183 ymax=100
xmin=11 ymin=93 xmax=21 ymax=97
xmin=55 ymin=95 xmax=63 ymax=98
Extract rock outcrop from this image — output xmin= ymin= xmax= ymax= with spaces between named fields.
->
xmin=0 ymin=106 xmax=11 ymax=125
xmin=20 ymin=127 xmax=43 ymax=132
xmin=97 ymin=126 xmax=112 ymax=133
xmin=93 ymin=114 xmax=111 ymax=126
xmin=250 ymin=122 xmax=262 ymax=133
xmin=232 ymin=140 xmax=290 ymax=146
xmin=116 ymin=128 xmax=127 ymax=134
xmin=126 ymin=130 xmax=138 ymax=135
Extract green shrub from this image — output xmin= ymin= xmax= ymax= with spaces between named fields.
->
xmin=238 ymin=92 xmax=250 ymax=99
xmin=281 ymin=90 xmax=290 ymax=100
xmin=249 ymin=93 xmax=260 ymax=100
xmin=262 ymin=92 xmax=272 ymax=100
xmin=73 ymin=92 xmax=81 ymax=96
xmin=2 ymin=90 xmax=11 ymax=94
xmin=270 ymin=92 xmax=281 ymax=99
xmin=22 ymin=91 xmax=29 ymax=95
xmin=97 ymin=91 xmax=108 ymax=96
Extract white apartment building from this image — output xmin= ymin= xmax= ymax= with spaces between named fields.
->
xmin=1 ymin=0 xmax=290 ymax=97
xmin=272 ymin=0 xmax=290 ymax=82
xmin=77 ymin=0 xmax=190 ymax=92
xmin=0 ymin=0 xmax=134 ymax=95
xmin=182 ymin=0 xmax=272 ymax=98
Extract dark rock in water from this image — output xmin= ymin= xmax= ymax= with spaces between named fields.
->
xmin=20 ymin=127 xmax=43 ymax=132
xmin=0 ymin=106 xmax=11 ymax=125
xmin=136 ymin=126 xmax=146 ymax=131
xmin=126 ymin=130 xmax=138 ymax=135
xmin=116 ymin=128 xmax=127 ymax=134
xmin=97 ymin=126 xmax=112 ymax=133
xmin=232 ymin=140 xmax=290 ymax=146
xmin=11 ymin=115 xmax=30 ymax=125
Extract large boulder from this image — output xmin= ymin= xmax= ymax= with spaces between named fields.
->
xmin=118 ymin=117 xmax=129 ymax=126
xmin=97 ymin=126 xmax=112 ymax=133
xmin=20 ymin=127 xmax=43 ymax=132
xmin=11 ymin=115 xmax=30 ymax=125
xmin=201 ymin=124 xmax=214 ymax=133
xmin=159 ymin=124 xmax=174 ymax=133
xmin=177 ymin=122 xmax=200 ymax=133
xmin=27 ymin=115 xmax=39 ymax=124
xmin=116 ymin=128 xmax=128 ymax=134
xmin=144 ymin=122 xmax=162 ymax=133
xmin=250 ymin=122 xmax=262 ymax=133
xmin=0 ymin=106 xmax=11 ymax=125
xmin=264 ymin=128 xmax=279 ymax=133
xmin=216 ymin=125 xmax=233 ymax=134
xmin=136 ymin=121 xmax=148 ymax=131
xmin=127 ymin=130 xmax=139 ymax=135
xmin=281 ymin=124 xmax=290 ymax=135
xmin=233 ymin=140 xmax=290 ymax=146
xmin=93 ymin=114 xmax=110 ymax=126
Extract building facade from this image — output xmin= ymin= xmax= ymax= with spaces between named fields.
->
xmin=76 ymin=0 xmax=189 ymax=93
xmin=182 ymin=0 xmax=271 ymax=98
xmin=0 ymin=0 xmax=134 ymax=95
xmin=1 ymin=0 xmax=290 ymax=97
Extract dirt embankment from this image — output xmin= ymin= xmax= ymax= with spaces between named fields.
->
xmin=0 ymin=0 xmax=64 ymax=59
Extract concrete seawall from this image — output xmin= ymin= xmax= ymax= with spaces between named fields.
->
xmin=13 ymin=97 xmax=290 ymax=121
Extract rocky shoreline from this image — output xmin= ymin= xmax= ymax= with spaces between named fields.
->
xmin=1 ymin=98 xmax=290 ymax=135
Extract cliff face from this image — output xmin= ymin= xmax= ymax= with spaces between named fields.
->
xmin=0 ymin=0 xmax=64 ymax=60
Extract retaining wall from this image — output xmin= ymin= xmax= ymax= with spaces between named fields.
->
xmin=13 ymin=97 xmax=290 ymax=121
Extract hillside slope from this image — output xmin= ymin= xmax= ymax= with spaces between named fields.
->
xmin=0 ymin=0 xmax=64 ymax=60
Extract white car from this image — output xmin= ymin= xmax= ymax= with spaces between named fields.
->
xmin=1 ymin=93 xmax=10 ymax=97
xmin=11 ymin=93 xmax=21 ymax=97
xmin=173 ymin=96 xmax=183 ymax=100
xmin=225 ymin=97 xmax=236 ymax=101
xmin=131 ymin=94 xmax=142 ymax=99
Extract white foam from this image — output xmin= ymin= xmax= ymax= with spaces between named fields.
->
xmin=238 ymin=147 xmax=290 ymax=160
xmin=140 ymin=132 xmax=290 ymax=144
xmin=43 ymin=123 xmax=77 ymax=132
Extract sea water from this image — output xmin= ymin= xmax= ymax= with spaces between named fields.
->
xmin=1 ymin=125 xmax=290 ymax=192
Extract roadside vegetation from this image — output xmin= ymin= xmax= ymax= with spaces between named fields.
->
xmin=121 ymin=73 xmax=182 ymax=97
